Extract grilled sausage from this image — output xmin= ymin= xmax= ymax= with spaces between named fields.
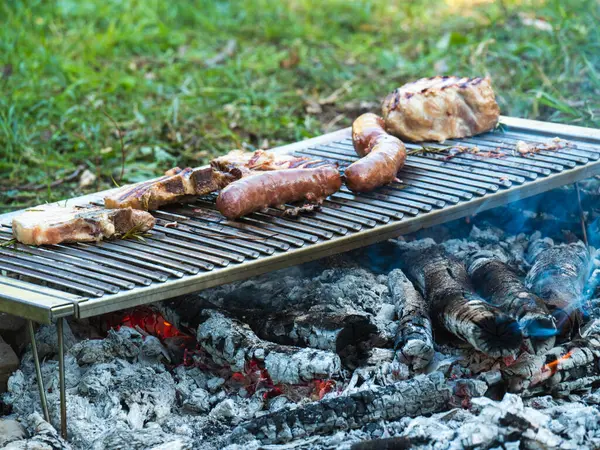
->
xmin=346 ymin=113 xmax=406 ymax=193
xmin=216 ymin=167 xmax=342 ymax=219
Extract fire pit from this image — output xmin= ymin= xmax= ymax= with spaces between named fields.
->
xmin=2 ymin=116 xmax=600 ymax=449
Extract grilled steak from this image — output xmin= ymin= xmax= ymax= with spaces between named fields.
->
xmin=105 ymin=150 xmax=327 ymax=211
xmin=381 ymin=76 xmax=500 ymax=142
xmin=12 ymin=207 xmax=155 ymax=246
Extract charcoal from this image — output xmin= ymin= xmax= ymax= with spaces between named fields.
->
xmin=196 ymin=310 xmax=342 ymax=384
xmin=504 ymin=336 xmax=600 ymax=394
xmin=387 ymin=269 xmax=434 ymax=370
xmin=526 ymin=239 xmax=591 ymax=334
xmin=229 ymin=372 xmax=454 ymax=445
xmin=467 ymin=251 xmax=557 ymax=354
xmin=399 ymin=244 xmax=523 ymax=357
xmin=213 ymin=305 xmax=376 ymax=354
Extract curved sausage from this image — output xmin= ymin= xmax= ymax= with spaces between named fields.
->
xmin=346 ymin=113 xmax=406 ymax=193
xmin=216 ymin=166 xmax=342 ymax=219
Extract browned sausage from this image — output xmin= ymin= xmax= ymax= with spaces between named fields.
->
xmin=346 ymin=113 xmax=406 ymax=193
xmin=216 ymin=166 xmax=342 ymax=219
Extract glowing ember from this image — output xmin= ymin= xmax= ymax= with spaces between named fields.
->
xmin=117 ymin=307 xmax=188 ymax=340
xmin=543 ymin=350 xmax=573 ymax=374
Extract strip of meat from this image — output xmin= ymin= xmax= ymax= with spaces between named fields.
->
xmin=216 ymin=166 xmax=342 ymax=219
xmin=381 ymin=76 xmax=500 ymax=142
xmin=211 ymin=149 xmax=325 ymax=175
xmin=467 ymin=252 xmax=556 ymax=355
xmin=401 ymin=244 xmax=522 ymax=357
xmin=105 ymin=150 xmax=327 ymax=211
xmin=12 ymin=207 xmax=155 ymax=245
xmin=525 ymin=240 xmax=590 ymax=335
xmin=104 ymin=167 xmax=233 ymax=211
xmin=387 ymin=269 xmax=434 ymax=370
xmin=346 ymin=113 xmax=406 ymax=193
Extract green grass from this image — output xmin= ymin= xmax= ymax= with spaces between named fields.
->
xmin=1 ymin=0 xmax=600 ymax=212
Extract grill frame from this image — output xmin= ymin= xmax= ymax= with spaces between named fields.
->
xmin=2 ymin=115 xmax=600 ymax=323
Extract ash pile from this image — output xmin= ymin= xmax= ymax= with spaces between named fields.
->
xmin=5 ymin=181 xmax=600 ymax=449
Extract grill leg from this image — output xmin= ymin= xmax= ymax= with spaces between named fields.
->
xmin=57 ymin=317 xmax=68 ymax=440
xmin=27 ymin=320 xmax=50 ymax=423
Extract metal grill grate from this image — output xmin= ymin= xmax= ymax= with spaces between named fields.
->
xmin=2 ymin=116 xmax=600 ymax=323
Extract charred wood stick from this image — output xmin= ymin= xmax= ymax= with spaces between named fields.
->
xmin=387 ymin=269 xmax=434 ymax=370
xmin=401 ymin=245 xmax=522 ymax=357
xmin=196 ymin=310 xmax=341 ymax=385
xmin=230 ymin=372 xmax=453 ymax=445
xmin=503 ymin=336 xmax=600 ymax=392
xmin=158 ymin=297 xmax=377 ymax=354
xmin=222 ymin=305 xmax=377 ymax=354
xmin=526 ymin=240 xmax=590 ymax=335
xmin=467 ymin=252 xmax=557 ymax=355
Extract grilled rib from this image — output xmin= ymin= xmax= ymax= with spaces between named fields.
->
xmin=12 ymin=207 xmax=155 ymax=246
xmin=382 ymin=76 xmax=500 ymax=142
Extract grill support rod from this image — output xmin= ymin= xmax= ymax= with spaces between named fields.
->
xmin=26 ymin=319 xmax=68 ymax=440
xmin=57 ymin=317 xmax=68 ymax=440
xmin=28 ymin=320 xmax=50 ymax=423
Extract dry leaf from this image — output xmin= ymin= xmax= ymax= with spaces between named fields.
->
xmin=280 ymin=48 xmax=300 ymax=69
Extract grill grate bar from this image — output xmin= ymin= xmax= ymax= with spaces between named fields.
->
xmin=0 ymin=252 xmax=121 ymax=294
xmin=0 ymin=261 xmax=105 ymax=297
xmin=153 ymin=211 xmax=291 ymax=251
xmin=0 ymin=247 xmax=134 ymax=290
xmin=322 ymin=201 xmax=390 ymax=223
xmin=473 ymin=132 xmax=600 ymax=158
xmin=107 ymin=239 xmax=212 ymax=272
xmin=169 ymin=205 xmax=306 ymax=248
xmin=0 ymin=235 xmax=146 ymax=287
xmin=53 ymin=245 xmax=168 ymax=282
xmin=156 ymin=219 xmax=275 ymax=256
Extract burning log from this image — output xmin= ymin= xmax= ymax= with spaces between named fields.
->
xmin=400 ymin=245 xmax=523 ymax=357
xmin=467 ymin=252 xmax=557 ymax=355
xmin=212 ymin=305 xmax=377 ymax=354
xmin=229 ymin=372 xmax=467 ymax=445
xmin=503 ymin=335 xmax=600 ymax=394
xmin=387 ymin=269 xmax=434 ymax=370
xmin=157 ymin=296 xmax=378 ymax=354
xmin=526 ymin=240 xmax=591 ymax=334
xmin=196 ymin=310 xmax=342 ymax=385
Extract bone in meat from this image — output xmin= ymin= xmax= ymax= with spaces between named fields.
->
xmin=525 ymin=240 xmax=590 ymax=334
xmin=381 ymin=76 xmax=500 ymax=142
xmin=467 ymin=252 xmax=557 ymax=355
xmin=387 ymin=269 xmax=434 ymax=370
xmin=12 ymin=206 xmax=155 ymax=245
xmin=401 ymin=245 xmax=523 ymax=357
xmin=104 ymin=166 xmax=232 ymax=211
xmin=196 ymin=309 xmax=341 ymax=385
